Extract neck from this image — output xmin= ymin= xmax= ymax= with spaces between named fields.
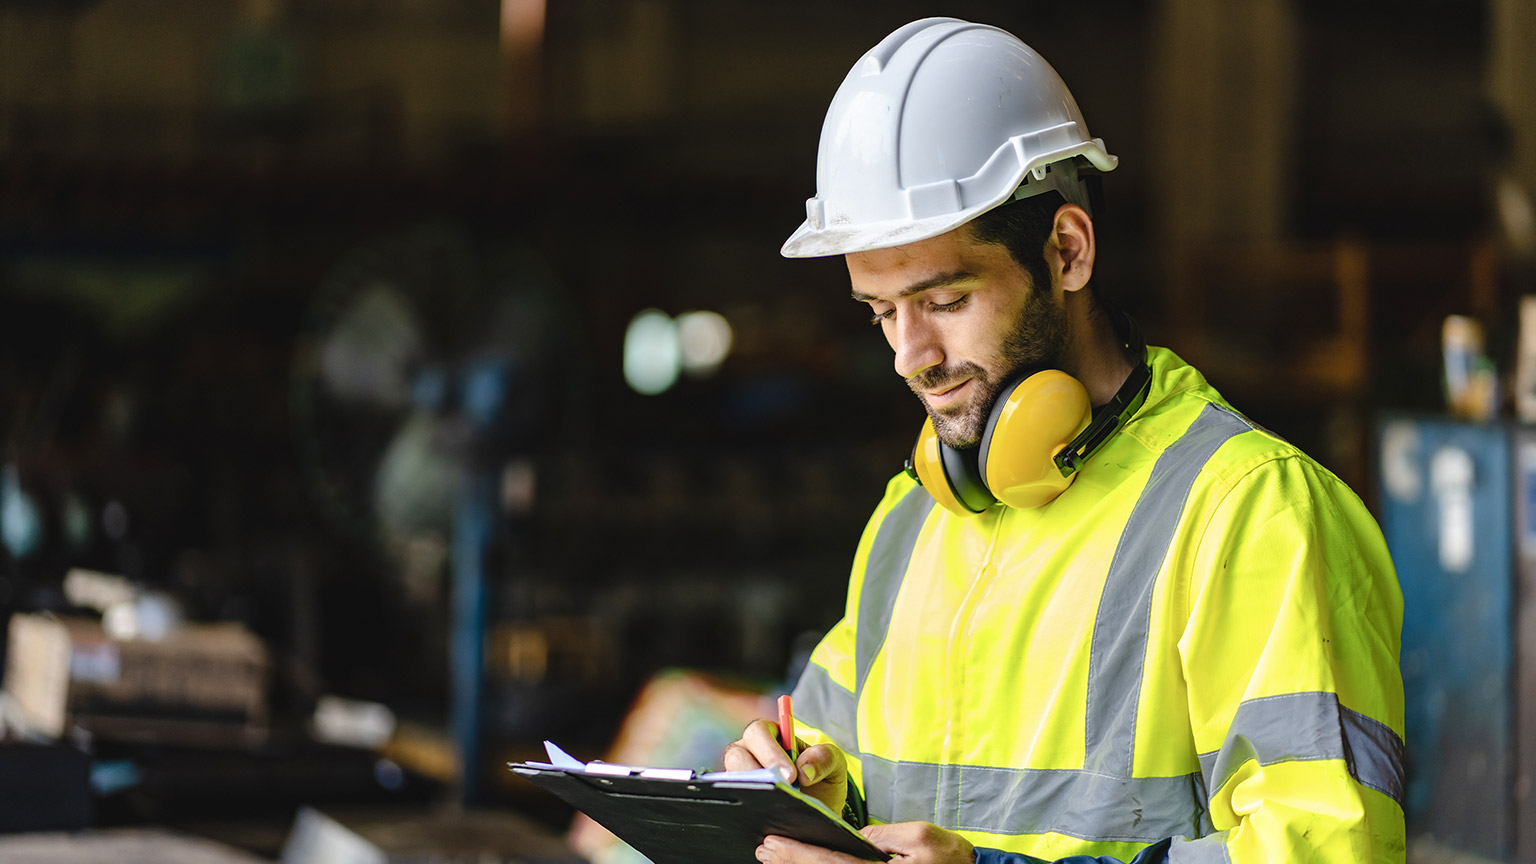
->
xmin=1063 ymin=296 xmax=1135 ymax=407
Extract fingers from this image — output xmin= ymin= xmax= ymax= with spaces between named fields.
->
xmin=724 ymin=722 xmax=850 ymax=815
xmin=861 ymin=822 xmax=917 ymax=850
xmin=757 ymin=825 xmax=974 ymax=864
xmin=721 ymin=739 xmax=761 ymax=772
xmin=794 ymin=741 xmax=845 ymax=787
xmin=755 ymin=835 xmax=863 ymax=864
xmin=724 ymin=719 xmax=796 ymax=781
xmin=792 ymin=742 xmax=849 ymax=815
xmin=860 ymin=822 xmax=976 ymax=863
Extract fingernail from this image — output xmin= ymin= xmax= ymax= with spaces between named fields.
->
xmin=755 ymin=846 xmax=770 ymax=862
xmin=778 ymin=764 xmax=795 ymax=783
xmin=801 ymin=764 xmax=817 ymax=785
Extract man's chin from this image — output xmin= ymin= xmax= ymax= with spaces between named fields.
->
xmin=917 ymin=393 xmax=986 ymax=449
xmin=929 ymin=414 xmax=984 ymax=450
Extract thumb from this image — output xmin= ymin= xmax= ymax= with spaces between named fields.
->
xmin=795 ymin=743 xmax=845 ymax=786
xmin=860 ymin=823 xmax=899 ymax=843
xmin=858 ymin=823 xmax=913 ymax=853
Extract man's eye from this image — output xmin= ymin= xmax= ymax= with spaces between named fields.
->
xmin=929 ymin=296 xmax=968 ymax=313
xmin=869 ymin=308 xmax=894 ymax=326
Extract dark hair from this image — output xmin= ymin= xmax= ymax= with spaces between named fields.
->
xmin=964 ymin=191 xmax=1065 ymax=297
xmin=966 ymin=174 xmax=1103 ymax=296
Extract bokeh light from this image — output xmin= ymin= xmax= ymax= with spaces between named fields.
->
xmin=623 ymin=309 xmax=682 ymax=395
xmin=677 ymin=310 xmax=733 ymax=377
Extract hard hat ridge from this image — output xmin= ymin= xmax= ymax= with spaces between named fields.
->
xmin=782 ymin=18 xmax=1117 ymax=259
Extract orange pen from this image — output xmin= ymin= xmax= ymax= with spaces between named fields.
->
xmin=777 ymin=694 xmax=797 ymax=762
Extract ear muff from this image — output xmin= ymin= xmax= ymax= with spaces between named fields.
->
xmin=904 ymin=306 xmax=1150 ymax=516
xmin=910 ymin=416 xmax=994 ymax=515
xmin=907 ymin=370 xmax=1092 ymax=516
xmin=977 ymin=370 xmax=1092 ymax=510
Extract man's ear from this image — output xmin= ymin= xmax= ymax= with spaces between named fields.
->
xmin=1048 ymin=204 xmax=1096 ymax=294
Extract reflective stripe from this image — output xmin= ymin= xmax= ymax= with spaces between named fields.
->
xmin=850 ymin=485 xmax=936 ymax=752
xmin=791 ymin=662 xmax=856 ymax=751
xmin=864 ymin=754 xmax=1209 ymax=842
xmin=795 ymin=484 xmax=934 ymax=755
xmin=1197 ymin=691 xmax=1407 ymax=806
xmin=1086 ymin=403 xmax=1253 ymax=775
xmin=842 ymin=405 xmax=1254 ymax=842
xmin=1169 ymin=833 xmax=1232 ymax=863
xmin=851 ymin=406 xmax=1251 ymax=841
xmin=1342 ymin=702 xmax=1408 ymax=805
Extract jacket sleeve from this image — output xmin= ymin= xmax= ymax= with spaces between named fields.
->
xmin=1171 ymin=455 xmax=1406 ymax=863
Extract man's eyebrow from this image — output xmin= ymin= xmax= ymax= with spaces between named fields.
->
xmin=849 ymin=270 xmax=978 ymax=303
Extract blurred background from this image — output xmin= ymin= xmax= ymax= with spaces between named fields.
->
xmin=0 ymin=0 xmax=1531 ymax=861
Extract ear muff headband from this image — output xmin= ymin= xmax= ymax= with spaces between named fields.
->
xmin=1052 ymin=309 xmax=1151 ymax=477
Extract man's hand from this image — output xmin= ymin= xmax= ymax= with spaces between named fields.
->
xmin=723 ymin=719 xmax=849 ymax=815
xmin=754 ymin=822 xmax=976 ymax=863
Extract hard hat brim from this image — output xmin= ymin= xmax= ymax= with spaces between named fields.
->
xmin=780 ymin=211 xmax=978 ymax=259
xmin=782 ymin=141 xmax=1118 ymax=259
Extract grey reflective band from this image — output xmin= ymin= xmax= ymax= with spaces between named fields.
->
xmin=791 ymin=662 xmax=856 ymax=752
xmin=851 ymin=486 xmax=936 ymax=752
xmin=1342 ymin=701 xmax=1408 ymax=804
xmin=862 ymin=754 xmax=1209 ymax=842
xmin=1085 ymin=403 xmax=1253 ymax=775
xmin=1197 ymin=691 xmax=1407 ymax=807
xmin=793 ymin=484 xmax=934 ymax=755
xmin=855 ymin=404 xmax=1251 ymax=840
xmin=801 ymin=401 xmax=1405 ymax=847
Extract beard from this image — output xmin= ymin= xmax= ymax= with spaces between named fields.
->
xmin=908 ymin=288 xmax=1069 ymax=449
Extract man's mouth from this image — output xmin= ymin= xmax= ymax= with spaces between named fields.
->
xmin=924 ymin=378 xmax=972 ymax=410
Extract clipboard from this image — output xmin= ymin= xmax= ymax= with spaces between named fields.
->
xmin=509 ymin=742 xmax=888 ymax=864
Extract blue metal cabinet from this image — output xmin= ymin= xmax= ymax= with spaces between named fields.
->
xmin=1510 ymin=427 xmax=1536 ymax=864
xmin=1377 ymin=415 xmax=1519 ymax=859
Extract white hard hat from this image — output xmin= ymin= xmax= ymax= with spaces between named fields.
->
xmin=782 ymin=18 xmax=1118 ymax=259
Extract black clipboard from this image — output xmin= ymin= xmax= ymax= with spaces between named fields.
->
xmin=510 ymin=761 xmax=889 ymax=864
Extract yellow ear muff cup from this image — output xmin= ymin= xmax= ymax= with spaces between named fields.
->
xmin=978 ymin=370 xmax=1093 ymax=509
xmin=911 ymin=416 xmax=993 ymax=516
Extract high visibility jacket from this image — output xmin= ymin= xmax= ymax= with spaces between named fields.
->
xmin=792 ymin=347 xmax=1406 ymax=863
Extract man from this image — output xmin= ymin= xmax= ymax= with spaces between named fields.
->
xmin=724 ymin=17 xmax=1405 ymax=864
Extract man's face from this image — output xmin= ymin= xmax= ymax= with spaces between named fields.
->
xmin=848 ymin=225 xmax=1069 ymax=449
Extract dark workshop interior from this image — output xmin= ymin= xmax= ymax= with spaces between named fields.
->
xmin=0 ymin=0 xmax=1532 ymax=861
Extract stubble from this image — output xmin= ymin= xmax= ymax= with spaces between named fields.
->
xmin=909 ymin=287 xmax=1070 ymax=449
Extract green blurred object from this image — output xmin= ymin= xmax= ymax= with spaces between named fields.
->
xmin=6 ymin=259 xmax=207 ymax=341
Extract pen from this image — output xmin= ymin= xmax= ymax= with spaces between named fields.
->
xmin=777 ymin=694 xmax=797 ymax=763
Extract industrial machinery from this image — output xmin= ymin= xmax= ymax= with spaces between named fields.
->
xmin=291 ymin=222 xmax=578 ymax=803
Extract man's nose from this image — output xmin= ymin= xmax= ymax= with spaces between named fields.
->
xmin=892 ymin=315 xmax=943 ymax=381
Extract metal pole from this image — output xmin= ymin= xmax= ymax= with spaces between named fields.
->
xmin=451 ymin=467 xmax=496 ymax=805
